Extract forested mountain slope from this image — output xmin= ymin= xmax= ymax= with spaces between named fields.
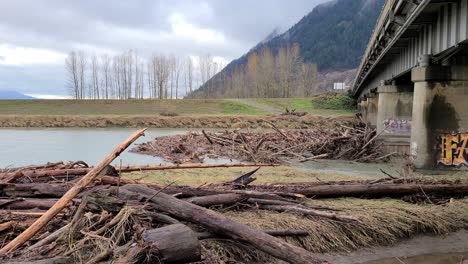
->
xmin=191 ymin=0 xmax=384 ymax=98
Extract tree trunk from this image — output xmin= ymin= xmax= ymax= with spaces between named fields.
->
xmin=142 ymin=224 xmax=201 ymax=263
xmin=186 ymin=193 xmax=245 ymax=207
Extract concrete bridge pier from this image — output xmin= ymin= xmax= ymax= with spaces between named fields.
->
xmin=376 ymin=84 xmax=413 ymax=154
xmin=410 ymin=65 xmax=468 ymax=169
xmin=365 ymin=92 xmax=379 ymax=127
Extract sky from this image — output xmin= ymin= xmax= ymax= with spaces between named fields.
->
xmin=0 ymin=0 xmax=327 ymax=98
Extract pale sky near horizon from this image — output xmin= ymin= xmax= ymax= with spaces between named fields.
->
xmin=0 ymin=0 xmax=327 ymax=98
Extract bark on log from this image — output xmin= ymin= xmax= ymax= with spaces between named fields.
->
xmin=120 ymin=184 xmax=325 ymax=264
xmin=0 ymin=199 xmax=60 ymax=210
xmin=259 ymin=205 xmax=358 ymax=222
xmin=280 ymin=183 xmax=468 ymax=198
xmin=0 ymin=256 xmax=72 ymax=264
xmin=0 ymin=184 xmax=70 ymax=198
xmin=142 ymin=224 xmax=201 ymax=264
xmin=0 ymin=163 xmax=277 ymax=182
xmin=0 ymin=128 xmax=146 ymax=255
xmin=197 ymin=229 xmax=309 ymax=239
xmin=186 ymin=193 xmax=245 ymax=207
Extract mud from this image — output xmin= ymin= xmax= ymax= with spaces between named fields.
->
xmin=0 ymin=114 xmax=353 ymax=129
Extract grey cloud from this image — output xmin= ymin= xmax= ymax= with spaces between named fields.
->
xmin=0 ymin=0 xmax=328 ymax=95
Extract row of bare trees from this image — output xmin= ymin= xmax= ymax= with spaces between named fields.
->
xmin=66 ymin=50 xmax=222 ymax=99
xmin=193 ymin=44 xmax=318 ymax=98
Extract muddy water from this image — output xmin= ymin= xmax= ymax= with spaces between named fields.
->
xmin=323 ymin=230 xmax=468 ymax=264
xmin=363 ymin=253 xmax=468 ymax=264
xmin=0 ymin=128 xmax=196 ymax=167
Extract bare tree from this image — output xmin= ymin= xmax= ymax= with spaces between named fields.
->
xmin=91 ymin=55 xmax=100 ymax=99
xmin=65 ymin=51 xmax=80 ymax=99
xmin=101 ymin=54 xmax=111 ymax=99
xmin=185 ymin=57 xmax=193 ymax=96
xmin=77 ymin=51 xmax=87 ymax=99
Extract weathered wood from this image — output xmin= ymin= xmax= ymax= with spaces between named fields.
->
xmin=29 ymin=224 xmax=71 ymax=250
xmin=259 ymin=205 xmax=358 ymax=222
xmin=0 ymin=221 xmax=15 ymax=233
xmin=0 ymin=128 xmax=146 ymax=255
xmin=0 ymin=184 xmax=70 ymax=198
xmin=142 ymin=224 xmax=201 ymax=264
xmin=0 ymin=163 xmax=277 ymax=182
xmin=0 ymin=199 xmax=61 ymax=210
xmin=0 ymin=256 xmax=72 ymax=264
xmin=278 ymin=183 xmax=468 ymax=198
xmin=197 ymin=229 xmax=309 ymax=239
xmin=120 ymin=184 xmax=325 ymax=264
xmin=186 ymin=193 xmax=245 ymax=207
xmin=227 ymin=167 xmax=259 ymax=185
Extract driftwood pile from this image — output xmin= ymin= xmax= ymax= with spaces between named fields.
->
xmin=132 ymin=117 xmax=391 ymax=164
xmin=0 ymin=129 xmax=467 ymax=263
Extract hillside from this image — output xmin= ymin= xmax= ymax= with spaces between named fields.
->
xmin=191 ymin=0 xmax=384 ymax=98
xmin=0 ymin=91 xmax=35 ymax=99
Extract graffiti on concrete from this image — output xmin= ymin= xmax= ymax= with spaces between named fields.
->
xmin=437 ymin=132 xmax=468 ymax=167
xmin=383 ymin=118 xmax=411 ymax=134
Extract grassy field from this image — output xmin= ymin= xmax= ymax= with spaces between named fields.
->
xmin=0 ymin=98 xmax=355 ymax=116
xmin=245 ymin=97 xmax=355 ymax=116
xmin=123 ymin=166 xmax=376 ymax=186
xmin=0 ymin=99 xmax=267 ymax=116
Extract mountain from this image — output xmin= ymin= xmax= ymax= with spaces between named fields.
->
xmin=191 ymin=0 xmax=384 ymax=98
xmin=0 ymin=90 xmax=36 ymax=99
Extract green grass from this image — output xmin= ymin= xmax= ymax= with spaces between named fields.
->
xmin=0 ymin=99 xmax=266 ymax=116
xmin=123 ymin=166 xmax=374 ymax=186
xmin=246 ymin=98 xmax=355 ymax=117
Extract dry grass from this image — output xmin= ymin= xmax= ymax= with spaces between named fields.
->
xmin=123 ymin=166 xmax=376 ymax=186
xmin=202 ymin=198 xmax=468 ymax=263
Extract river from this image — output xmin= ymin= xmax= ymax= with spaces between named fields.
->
xmin=0 ymin=128 xmax=193 ymax=167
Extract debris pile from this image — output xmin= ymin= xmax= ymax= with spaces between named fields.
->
xmin=0 ymin=129 xmax=467 ymax=263
xmin=132 ymin=118 xmax=391 ymax=164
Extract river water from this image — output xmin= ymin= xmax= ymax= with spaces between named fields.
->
xmin=0 ymin=128 xmax=193 ymax=167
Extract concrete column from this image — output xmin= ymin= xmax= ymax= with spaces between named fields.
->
xmin=410 ymin=65 xmax=468 ymax=169
xmin=366 ymin=93 xmax=379 ymax=127
xmin=376 ymin=85 xmax=413 ymax=135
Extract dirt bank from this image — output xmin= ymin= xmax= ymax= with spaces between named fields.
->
xmin=0 ymin=114 xmax=353 ymax=128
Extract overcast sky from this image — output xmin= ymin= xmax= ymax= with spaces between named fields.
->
xmin=0 ymin=0 xmax=327 ymax=98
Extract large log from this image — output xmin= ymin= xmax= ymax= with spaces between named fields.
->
xmin=0 ymin=184 xmax=70 ymax=198
xmin=120 ymin=184 xmax=325 ymax=264
xmin=277 ymin=183 xmax=468 ymax=198
xmin=186 ymin=193 xmax=245 ymax=207
xmin=0 ymin=128 xmax=146 ymax=255
xmin=142 ymin=224 xmax=201 ymax=263
xmin=0 ymin=163 xmax=277 ymax=183
xmin=0 ymin=199 xmax=61 ymax=210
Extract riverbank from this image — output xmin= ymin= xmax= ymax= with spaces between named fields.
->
xmin=0 ymin=114 xmax=354 ymax=128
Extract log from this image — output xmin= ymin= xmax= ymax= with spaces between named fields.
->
xmin=0 ymin=221 xmax=15 ymax=233
xmin=259 ymin=205 xmax=358 ymax=222
xmin=0 ymin=256 xmax=72 ymax=264
xmin=197 ymin=229 xmax=309 ymax=239
xmin=227 ymin=167 xmax=259 ymax=185
xmin=274 ymin=183 xmax=468 ymax=198
xmin=142 ymin=224 xmax=201 ymax=264
xmin=0 ymin=163 xmax=278 ymax=182
xmin=29 ymin=224 xmax=71 ymax=250
xmin=120 ymin=184 xmax=325 ymax=264
xmin=0 ymin=183 xmax=70 ymax=198
xmin=186 ymin=193 xmax=245 ymax=207
xmin=0 ymin=128 xmax=146 ymax=255
xmin=0 ymin=199 xmax=60 ymax=210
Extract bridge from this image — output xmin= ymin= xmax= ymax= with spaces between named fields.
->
xmin=352 ymin=0 xmax=468 ymax=170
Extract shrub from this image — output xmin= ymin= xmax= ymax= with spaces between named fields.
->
xmin=311 ymin=92 xmax=356 ymax=110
